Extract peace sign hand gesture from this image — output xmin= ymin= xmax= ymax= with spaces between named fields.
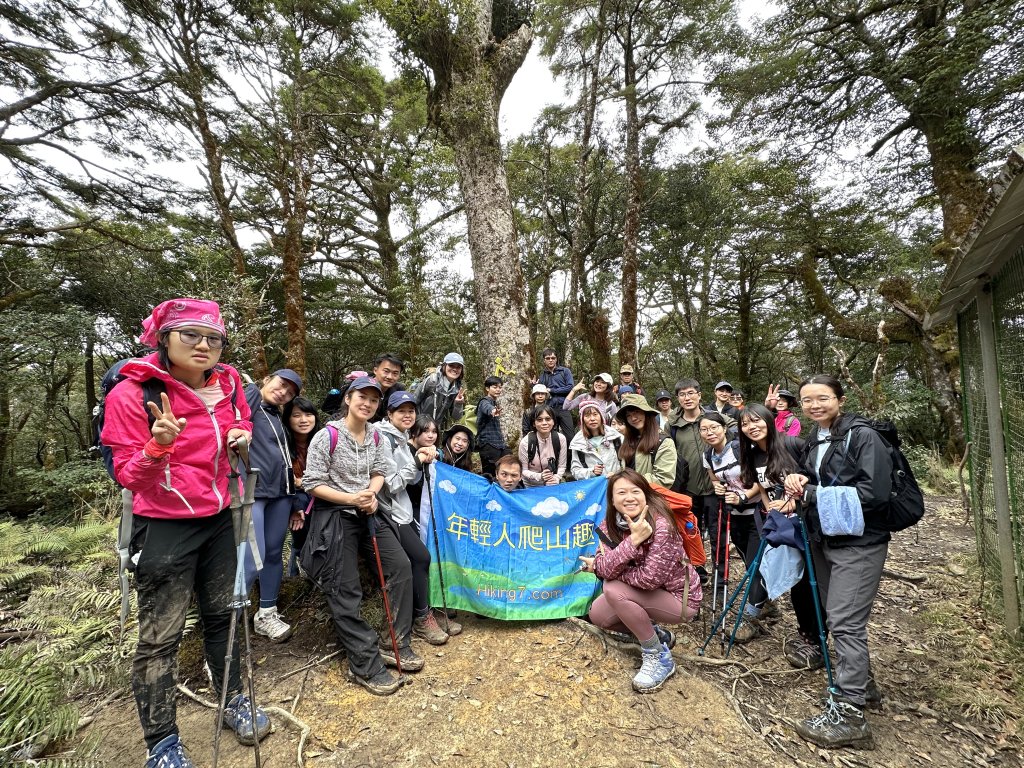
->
xmin=765 ymin=383 xmax=780 ymax=409
xmin=146 ymin=392 xmax=187 ymax=446
xmin=627 ymin=506 xmax=653 ymax=547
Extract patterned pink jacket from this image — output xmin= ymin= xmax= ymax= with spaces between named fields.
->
xmin=594 ymin=516 xmax=703 ymax=613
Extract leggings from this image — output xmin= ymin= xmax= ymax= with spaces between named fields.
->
xmin=588 ymin=580 xmax=697 ymax=642
xmin=397 ymin=521 xmax=432 ymax=615
xmin=243 ymin=495 xmax=294 ymax=609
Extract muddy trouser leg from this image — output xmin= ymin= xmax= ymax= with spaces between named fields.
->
xmin=791 ymin=569 xmax=827 ymax=640
xmin=131 ymin=513 xmax=215 ymax=750
xmin=820 ymin=541 xmax=887 ymax=706
xmin=194 ymin=508 xmax=242 ymax=700
xmin=242 ymin=498 xmax=269 ymax=595
xmin=730 ymin=514 xmax=767 ymax=609
xmin=323 ymin=513 xmax=384 ymax=679
xmin=360 ymin=520 xmax=413 ymax=646
xmin=396 ymin=522 xmax=432 ymax=616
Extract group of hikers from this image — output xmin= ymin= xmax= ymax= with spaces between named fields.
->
xmin=102 ymin=299 xmax=901 ymax=767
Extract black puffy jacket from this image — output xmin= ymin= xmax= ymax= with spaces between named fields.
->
xmin=798 ymin=413 xmax=892 ymax=548
xmin=245 ymin=383 xmax=295 ymax=498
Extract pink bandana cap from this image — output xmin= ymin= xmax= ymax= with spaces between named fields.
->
xmin=140 ymin=298 xmax=227 ymax=347
xmin=578 ymin=398 xmax=604 ymax=417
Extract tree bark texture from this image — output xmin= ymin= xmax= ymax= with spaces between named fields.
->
xmin=618 ymin=28 xmax=640 ymax=370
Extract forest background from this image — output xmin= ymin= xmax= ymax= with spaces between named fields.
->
xmin=2 ymin=0 xmax=1023 ymax=758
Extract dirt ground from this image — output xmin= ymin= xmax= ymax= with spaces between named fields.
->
xmin=73 ymin=495 xmax=1024 ymax=768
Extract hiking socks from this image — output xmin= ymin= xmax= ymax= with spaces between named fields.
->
xmin=639 ymin=633 xmax=661 ymax=652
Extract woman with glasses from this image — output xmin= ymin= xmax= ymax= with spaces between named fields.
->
xmin=242 ymin=368 xmax=303 ymax=643
xmin=101 ymin=299 xmax=270 ymax=768
xmin=783 ymin=375 xmax=892 ymax=750
xmin=699 ymin=411 xmax=766 ymax=643
xmin=737 ymin=404 xmax=825 ymax=668
xmin=616 ymin=394 xmax=678 ymax=487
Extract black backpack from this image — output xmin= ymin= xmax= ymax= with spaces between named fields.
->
xmin=625 ymin=435 xmax=689 ymax=492
xmin=526 ymin=431 xmax=562 ymax=470
xmin=92 ymin=360 xmax=166 ymax=482
xmin=856 ymin=421 xmax=925 ymax=532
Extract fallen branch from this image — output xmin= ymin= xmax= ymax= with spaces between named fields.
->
xmin=882 ymin=568 xmax=928 ymax=584
xmin=280 ymin=649 xmax=344 ymax=680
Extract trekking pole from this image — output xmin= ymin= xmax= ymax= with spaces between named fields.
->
xmin=724 ymin=537 xmax=769 ymax=658
xmin=697 ymin=563 xmax=754 ymax=656
xmin=367 ymin=512 xmax=404 ymax=678
xmin=214 ymin=437 xmax=262 ymax=768
xmin=424 ymin=465 xmax=451 ymax=634
xmin=793 ymin=503 xmax=834 ymax=688
xmin=720 ymin=505 xmax=732 ymax=647
xmin=710 ymin=499 xmax=724 ymax=618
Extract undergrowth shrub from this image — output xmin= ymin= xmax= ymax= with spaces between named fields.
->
xmin=0 ymin=517 xmax=134 ymax=760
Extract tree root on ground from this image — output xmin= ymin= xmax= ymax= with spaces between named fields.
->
xmin=176 ymin=683 xmax=312 ymax=767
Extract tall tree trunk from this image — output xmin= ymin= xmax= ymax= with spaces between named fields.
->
xmin=618 ymin=32 xmax=641 ymax=369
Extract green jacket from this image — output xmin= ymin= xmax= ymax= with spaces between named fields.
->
xmin=667 ymin=408 xmax=736 ymax=496
xmin=629 ymin=437 xmax=678 ymax=488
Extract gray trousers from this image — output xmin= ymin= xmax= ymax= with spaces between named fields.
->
xmin=810 ymin=539 xmax=888 ymax=707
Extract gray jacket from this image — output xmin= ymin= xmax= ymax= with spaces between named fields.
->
xmin=376 ymin=421 xmax=422 ymax=525
xmin=303 ymin=419 xmax=387 ymax=514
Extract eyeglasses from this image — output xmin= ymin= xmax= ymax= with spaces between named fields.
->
xmin=699 ymin=425 xmax=724 ymax=434
xmin=800 ymin=395 xmax=837 ymax=406
xmin=175 ymin=330 xmax=228 ymax=349
xmin=677 ymin=390 xmax=698 ymax=398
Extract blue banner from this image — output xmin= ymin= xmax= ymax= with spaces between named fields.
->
xmin=426 ymin=463 xmax=607 ymax=620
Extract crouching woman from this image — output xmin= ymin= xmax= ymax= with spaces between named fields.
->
xmin=580 ymin=469 xmax=702 ymax=694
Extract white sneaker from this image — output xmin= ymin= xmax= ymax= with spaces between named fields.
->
xmin=253 ymin=610 xmax=292 ymax=642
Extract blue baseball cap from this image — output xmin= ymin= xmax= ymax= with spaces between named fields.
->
xmin=387 ymin=390 xmax=417 ymax=410
xmin=443 ymin=352 xmax=465 ymax=366
xmin=272 ymin=368 xmax=303 ymax=393
xmin=348 ymin=376 xmax=383 ymax=395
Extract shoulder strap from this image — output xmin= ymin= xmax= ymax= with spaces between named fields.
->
xmin=575 ymin=449 xmax=587 ymax=468
xmin=140 ymin=379 xmax=167 ymax=429
xmin=650 ymin=434 xmax=668 ymax=461
xmin=527 ymin=432 xmax=538 ymax=465
xmin=382 ymin=431 xmax=399 ymax=450
xmin=326 ymin=424 xmax=339 ymax=456
xmin=553 ymin=432 xmax=562 ymax=464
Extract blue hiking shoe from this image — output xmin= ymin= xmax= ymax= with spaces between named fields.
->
xmin=223 ymin=693 xmax=271 ymax=746
xmin=632 ymin=643 xmax=676 ymax=693
xmin=145 ymin=734 xmax=193 ymax=768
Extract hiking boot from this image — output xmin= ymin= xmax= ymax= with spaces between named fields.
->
xmin=654 ymin=624 xmax=676 ymax=649
xmin=253 ymin=610 xmax=293 ymax=643
xmin=433 ymin=609 xmax=462 ymax=635
xmin=732 ymin=617 xmax=762 ymax=644
xmin=146 ymin=734 xmax=193 ymax=768
xmin=632 ymin=643 xmax=676 ymax=694
xmin=784 ymin=636 xmax=825 ymax=670
xmin=345 ymin=665 xmax=403 ymax=696
xmin=223 ymin=693 xmax=271 ymax=746
xmin=795 ymin=690 xmax=874 ymax=749
xmin=378 ymin=643 xmax=425 ymax=672
xmin=759 ymin=600 xmax=781 ymax=620
xmin=865 ymin=677 xmax=883 ymax=710
xmin=413 ymin=612 xmax=449 ymax=645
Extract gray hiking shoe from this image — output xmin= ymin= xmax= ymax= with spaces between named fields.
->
xmin=632 ymin=643 xmax=676 ymax=694
xmin=413 ymin=612 xmax=449 ymax=646
xmin=784 ymin=636 xmax=826 ymax=670
xmin=433 ymin=609 xmax=462 ymax=635
xmin=345 ymin=665 xmax=402 ymax=696
xmin=378 ymin=643 xmax=425 ymax=672
xmin=732 ymin=617 xmax=762 ymax=644
xmin=223 ymin=693 xmax=271 ymax=746
xmin=145 ymin=734 xmax=193 ymax=768
xmin=795 ymin=690 xmax=874 ymax=749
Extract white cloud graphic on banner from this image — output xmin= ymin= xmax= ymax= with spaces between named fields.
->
xmin=439 ymin=480 xmax=457 ymax=494
xmin=531 ymin=497 xmax=570 ymax=519
xmin=585 ymin=503 xmax=601 ymax=517
xmin=486 ymin=500 xmax=502 ymax=512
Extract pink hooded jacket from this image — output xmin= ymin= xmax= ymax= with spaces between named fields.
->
xmin=774 ymin=410 xmax=802 ymax=437
xmin=101 ymin=353 xmax=252 ymax=519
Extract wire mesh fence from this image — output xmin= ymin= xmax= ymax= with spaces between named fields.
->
xmin=960 ymin=243 xmax=1024 ymax=633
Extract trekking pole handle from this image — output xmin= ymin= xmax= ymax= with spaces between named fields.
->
xmin=229 ymin=435 xmax=252 ymax=473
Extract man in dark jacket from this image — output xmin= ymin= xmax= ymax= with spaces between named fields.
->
xmin=476 ymin=376 xmax=509 ymax=478
xmin=370 ymin=353 xmax=405 ymax=423
xmin=537 ymin=348 xmax=574 ymax=439
xmin=710 ymin=380 xmax=740 ymax=418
